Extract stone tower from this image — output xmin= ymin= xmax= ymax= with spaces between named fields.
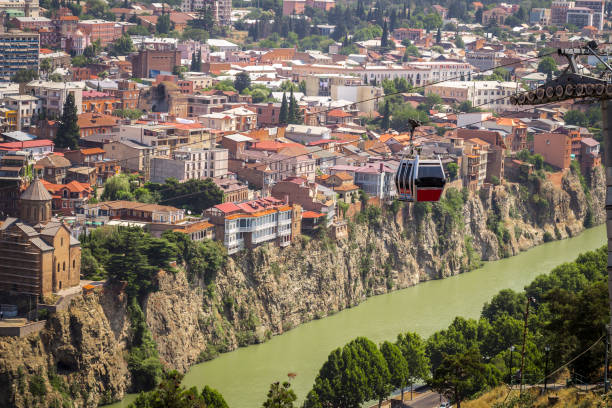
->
xmin=19 ymin=178 xmax=52 ymax=224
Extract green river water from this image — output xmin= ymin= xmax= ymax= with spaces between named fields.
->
xmin=108 ymin=224 xmax=605 ymax=408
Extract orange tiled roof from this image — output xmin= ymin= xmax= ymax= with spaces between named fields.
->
xmin=80 ymin=147 xmax=106 ymax=155
xmin=334 ymin=184 xmax=359 ymax=192
xmin=174 ymin=221 xmax=214 ymax=234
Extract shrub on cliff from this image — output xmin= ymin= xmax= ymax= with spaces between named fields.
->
xmin=162 ymin=231 xmax=227 ymax=284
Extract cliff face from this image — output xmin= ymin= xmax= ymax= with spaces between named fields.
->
xmin=0 ymin=167 xmax=604 ymax=407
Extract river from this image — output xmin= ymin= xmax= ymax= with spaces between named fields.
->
xmin=107 ymin=224 xmax=605 ymax=408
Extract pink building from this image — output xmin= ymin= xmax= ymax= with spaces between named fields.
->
xmin=77 ymin=20 xmax=119 ymax=46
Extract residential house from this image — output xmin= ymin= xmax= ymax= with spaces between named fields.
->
xmin=317 ymin=171 xmax=359 ymax=203
xmin=212 ymin=177 xmax=249 ymax=203
xmin=103 ymin=139 xmax=155 ymax=174
xmin=25 ymin=80 xmax=83 ymax=117
xmin=82 ymin=91 xmax=120 ymax=115
xmin=205 ymin=197 xmax=294 ymax=254
xmin=4 ymin=95 xmax=40 ymax=130
xmin=533 ymin=132 xmax=572 ymax=170
xmin=150 ymin=148 xmax=229 ymax=183
xmin=41 ymin=179 xmax=92 ymax=215
xmin=579 ymin=137 xmax=601 ymax=173
xmin=199 ymin=112 xmax=237 ymax=131
xmin=36 ymin=154 xmax=71 ymax=184
xmin=284 ymin=124 xmax=331 ymax=144
xmin=221 ymin=107 xmax=257 ymax=131
xmin=77 ymin=112 xmax=121 ymax=138
xmin=172 ymin=220 xmax=215 ymax=242
xmin=0 ymin=152 xmax=32 ymax=216
xmin=81 ymin=200 xmax=185 ymax=224
xmin=64 ymin=148 xmax=120 ymax=186
xmin=0 ymin=139 xmax=54 ymax=160
xmin=270 ymin=176 xmax=336 ymax=217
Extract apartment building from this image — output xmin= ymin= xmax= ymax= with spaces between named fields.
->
xmin=205 ymin=197 xmax=294 ymax=254
xmin=187 ymin=94 xmax=228 ymax=116
xmin=150 ymin=148 xmax=228 ymax=183
xmin=77 ymin=20 xmax=120 ymax=46
xmin=4 ymin=95 xmax=39 ymax=130
xmin=566 ymin=7 xmax=593 ymax=28
xmin=533 ymin=132 xmax=572 ymax=169
xmin=129 ymin=49 xmax=182 ymax=78
xmin=575 ymin=0 xmax=604 ymax=29
xmin=199 ymin=112 xmax=236 ymax=131
xmin=24 ymin=80 xmax=83 ymax=117
xmin=530 ymin=8 xmax=551 ymax=24
xmin=0 ymin=0 xmax=39 ymax=17
xmin=81 ymin=200 xmax=185 ymax=224
xmin=82 ymin=90 xmax=120 ymax=115
xmin=466 ymin=48 xmax=500 ymax=72
xmin=0 ymin=31 xmax=40 ymax=82
xmin=180 ymin=0 xmax=231 ymax=26
xmin=426 ymin=81 xmax=520 ymax=113
xmin=551 ymin=0 xmax=575 ymax=25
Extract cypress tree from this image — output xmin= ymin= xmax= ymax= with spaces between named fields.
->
xmin=279 ymin=92 xmax=288 ymax=125
xmin=436 ymin=27 xmax=441 ymax=44
xmin=288 ymin=89 xmax=297 ymax=124
xmin=381 ymin=21 xmax=388 ymax=48
xmin=55 ymin=93 xmax=80 ymax=149
xmin=190 ymin=52 xmax=197 ymax=71
xmin=381 ymin=101 xmax=390 ymax=130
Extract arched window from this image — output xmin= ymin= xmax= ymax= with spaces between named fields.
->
xmin=63 ymin=262 xmax=65 ymax=271
xmin=57 ymin=262 xmax=60 ymax=271
xmin=73 ymin=259 xmax=75 ymax=268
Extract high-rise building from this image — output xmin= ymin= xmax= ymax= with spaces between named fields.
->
xmin=566 ymin=7 xmax=594 ymax=28
xmin=551 ymin=0 xmax=575 ymax=25
xmin=0 ymin=31 xmax=39 ymax=82
xmin=575 ymin=0 xmax=604 ymax=29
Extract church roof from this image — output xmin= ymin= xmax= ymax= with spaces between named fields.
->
xmin=30 ymin=237 xmax=54 ymax=252
xmin=20 ymin=179 xmax=52 ymax=201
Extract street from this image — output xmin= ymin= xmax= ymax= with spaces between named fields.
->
xmin=404 ymin=390 xmax=447 ymax=408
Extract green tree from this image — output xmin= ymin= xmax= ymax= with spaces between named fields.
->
xmin=145 ymin=177 xmax=223 ymax=213
xmin=537 ymin=56 xmax=557 ymax=75
xmin=129 ymin=371 xmax=207 ymax=408
xmin=279 ymin=92 xmax=289 ymax=125
xmin=156 ymin=13 xmax=172 ymax=34
xmin=40 ymin=58 xmax=51 ymax=78
xmin=287 ymin=89 xmax=302 ymax=124
xmin=262 ymin=381 xmax=297 ymax=408
xmin=564 ymin=110 xmax=588 ymax=126
xmin=55 ymin=93 xmax=80 ymax=149
xmin=446 ymin=162 xmax=458 ymax=179
xmin=455 ymin=34 xmax=464 ymax=48
xmin=201 ymin=385 xmax=229 ymax=408
xmin=436 ymin=27 xmax=441 ymax=44
xmin=101 ymin=174 xmax=134 ymax=201
xmin=396 ymin=332 xmax=430 ymax=399
xmin=234 ymin=71 xmax=251 ymax=93
xmin=113 ymin=33 xmax=134 ymax=54
xmin=11 ymin=68 xmax=38 ymax=84
xmin=380 ymin=341 xmax=410 ymax=401
xmin=429 ymin=348 xmax=500 ymax=408
xmin=381 ymin=21 xmax=389 ymax=48
xmin=380 ymin=101 xmax=390 ymax=130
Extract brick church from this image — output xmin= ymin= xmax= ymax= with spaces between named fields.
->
xmin=0 ymin=179 xmax=81 ymax=297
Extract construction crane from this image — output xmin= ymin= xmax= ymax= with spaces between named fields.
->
xmin=510 ymin=40 xmax=612 ymax=391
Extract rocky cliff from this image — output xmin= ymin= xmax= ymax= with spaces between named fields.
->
xmin=0 ymin=167 xmax=604 ymax=407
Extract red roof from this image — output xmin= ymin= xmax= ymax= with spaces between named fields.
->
xmin=40 ymin=48 xmax=53 ymax=54
xmin=80 ymin=148 xmax=105 ymax=155
xmin=251 ymin=141 xmax=303 ymax=152
xmin=302 ymin=211 xmax=324 ymax=219
xmin=214 ymin=202 xmax=241 ymax=214
xmin=327 ymin=109 xmax=352 ymax=118
xmin=0 ymin=140 xmax=54 ymax=149
xmin=307 ymin=139 xmax=332 ymax=146
xmin=83 ymin=90 xmax=112 ymax=98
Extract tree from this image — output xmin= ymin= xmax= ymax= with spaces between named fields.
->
xmin=279 ymin=92 xmax=288 ymax=125
xmin=455 ymin=34 xmax=464 ymax=48
xmin=40 ymin=58 xmax=51 ymax=79
xmin=436 ymin=27 xmax=441 ymax=44
xmin=381 ymin=21 xmax=388 ymax=48
xmin=55 ymin=93 xmax=80 ymax=149
xmin=287 ymin=89 xmax=302 ymax=124
xmin=380 ymin=341 xmax=410 ymax=402
xmin=145 ymin=178 xmax=224 ymax=213
xmin=396 ymin=332 xmax=429 ymax=399
xmin=234 ymin=71 xmax=251 ymax=93
xmin=102 ymin=174 xmax=134 ymax=201
xmin=262 ymin=381 xmax=297 ymax=408
xmin=113 ymin=33 xmax=134 ymax=54
xmin=564 ymin=110 xmax=588 ymax=126
xmin=201 ymin=385 xmax=229 ymax=408
xmin=130 ymin=371 xmax=207 ymax=408
xmin=381 ymin=101 xmax=390 ymax=130
xmin=11 ymin=68 xmax=38 ymax=84
xmin=156 ymin=13 xmax=172 ymax=34
xmin=190 ymin=50 xmax=202 ymax=71
xmin=446 ymin=162 xmax=458 ymax=179
xmin=83 ymin=44 xmax=96 ymax=59
xmin=429 ymin=348 xmax=500 ymax=408
xmin=537 ymin=56 xmax=557 ymax=75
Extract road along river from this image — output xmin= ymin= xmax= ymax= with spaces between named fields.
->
xmin=107 ymin=224 xmax=605 ymax=407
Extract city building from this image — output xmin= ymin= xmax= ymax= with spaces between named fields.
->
xmin=575 ymin=0 xmax=604 ymax=29
xmin=551 ymin=0 xmax=575 ymax=25
xmin=0 ymin=0 xmax=40 ymax=17
xmin=0 ymin=152 xmax=33 ymax=217
xmin=465 ymin=48 xmax=500 ymax=72
xmin=4 ymin=95 xmax=40 ymax=130
xmin=103 ymin=139 xmax=155 ymax=174
xmin=530 ymin=8 xmax=551 ymax=25
xmin=81 ymin=200 xmax=185 ymax=224
xmin=81 ymin=90 xmax=120 ymax=115
xmin=77 ymin=20 xmax=120 ymax=46
xmin=284 ymin=124 xmax=331 ymax=144
xmin=150 ymin=148 xmax=229 ymax=183
xmin=63 ymin=148 xmax=120 ymax=186
xmin=180 ymin=0 xmax=231 ymax=26
xmin=271 ymin=176 xmax=336 ymax=216
xmin=212 ymin=177 xmax=249 ymax=203
xmin=533 ymin=132 xmax=572 ymax=169
xmin=41 ymin=179 xmax=92 ymax=215
xmin=0 ymin=31 xmax=40 ymax=82
xmin=25 ymin=80 xmax=83 ymax=117
xmin=0 ymin=179 xmax=81 ymax=296
xmin=482 ymin=7 xmax=511 ymax=24
xmin=199 ymin=112 xmax=237 ymax=131
xmin=426 ymin=81 xmax=521 ymax=113
xmin=566 ymin=7 xmax=594 ymax=28
xmin=36 ymin=154 xmax=71 ymax=184
xmin=129 ymin=49 xmax=182 ymax=78
xmin=205 ymin=197 xmax=294 ymax=254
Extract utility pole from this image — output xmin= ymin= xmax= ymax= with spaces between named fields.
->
xmin=509 ymin=345 xmax=515 ymax=388
xmin=520 ymin=297 xmax=535 ymax=395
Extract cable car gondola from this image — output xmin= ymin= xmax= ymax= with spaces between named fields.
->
xmin=395 ymin=155 xmax=447 ymax=202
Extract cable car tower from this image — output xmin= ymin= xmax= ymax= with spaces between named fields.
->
xmin=510 ymin=40 xmax=612 ymax=366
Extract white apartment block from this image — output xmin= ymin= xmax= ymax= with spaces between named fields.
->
xmin=150 ymin=148 xmax=228 ymax=183
xmin=180 ymin=0 xmax=231 ymax=26
xmin=24 ymin=80 xmax=83 ymax=117
xmin=426 ymin=81 xmax=521 ymax=113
